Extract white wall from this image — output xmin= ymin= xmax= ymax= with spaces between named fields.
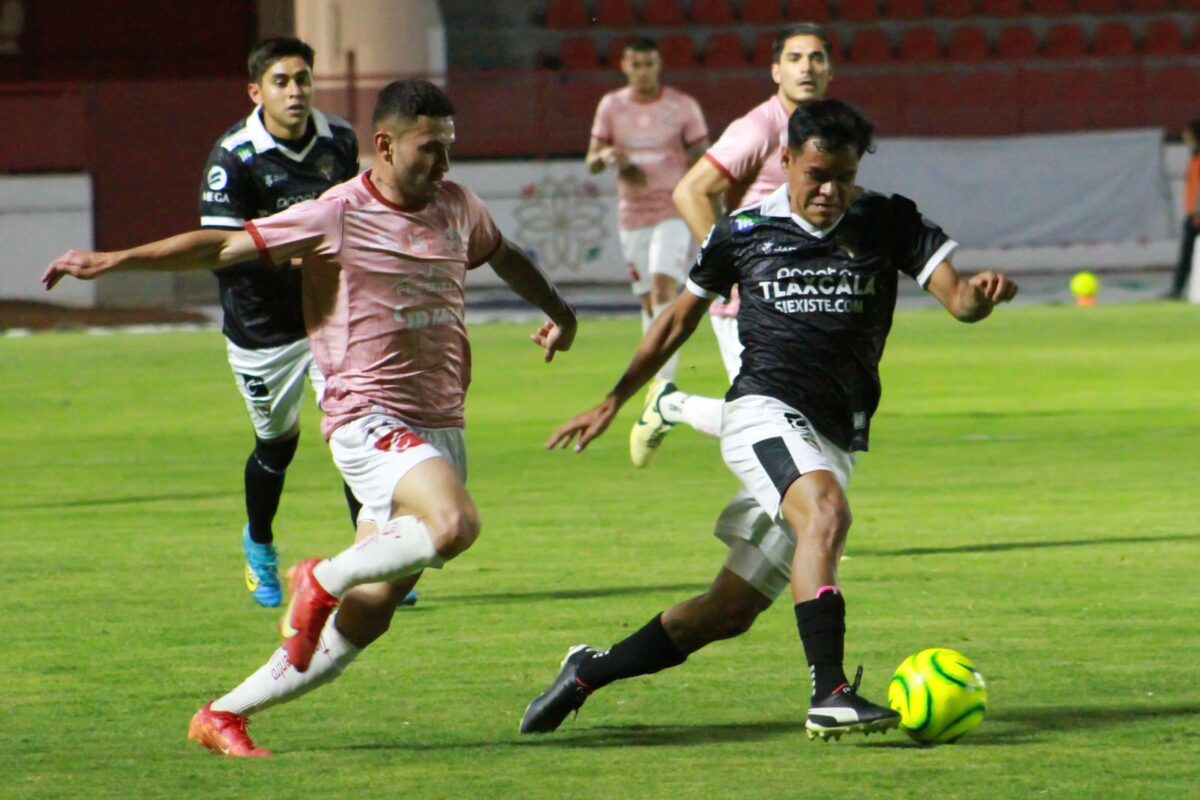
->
xmin=0 ymin=174 xmax=95 ymax=306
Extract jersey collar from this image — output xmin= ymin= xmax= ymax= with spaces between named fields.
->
xmin=245 ymin=107 xmax=334 ymax=163
xmin=758 ymin=183 xmax=845 ymax=239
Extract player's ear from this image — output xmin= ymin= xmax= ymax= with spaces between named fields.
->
xmin=247 ymin=82 xmax=262 ymax=105
xmin=373 ymin=131 xmax=393 ymax=163
xmin=770 ymin=61 xmax=782 ymax=86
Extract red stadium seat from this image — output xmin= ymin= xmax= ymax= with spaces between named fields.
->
xmin=946 ymin=26 xmax=992 ymax=62
xmin=658 ymin=34 xmax=699 ymax=67
xmin=1121 ymin=0 xmax=1171 ymax=10
xmin=1043 ymin=23 xmax=1089 ymax=58
xmin=979 ymin=0 xmax=1024 ymax=15
xmin=837 ymin=0 xmax=879 ymax=22
xmin=898 ymin=27 xmax=942 ymax=63
xmin=560 ymin=36 xmax=601 ymax=69
xmin=1074 ymin=0 xmax=1119 ymax=12
xmin=887 ymin=0 xmax=928 ymax=20
xmin=1142 ymin=20 xmax=1185 ymax=55
xmin=741 ymin=0 xmax=784 ymax=22
xmin=931 ymin=0 xmax=975 ymax=18
xmin=995 ymin=24 xmax=1040 ymax=60
xmin=704 ymin=32 xmax=749 ymax=66
xmin=1092 ymin=21 xmax=1136 ymax=57
xmin=785 ymin=0 xmax=834 ymax=23
xmin=595 ymin=0 xmax=636 ymax=27
xmin=691 ymin=0 xmax=735 ymax=25
xmin=641 ymin=0 xmax=687 ymax=25
xmin=546 ymin=0 xmax=590 ymax=29
xmin=1027 ymin=0 xmax=1072 ymax=14
xmin=846 ymin=28 xmax=893 ymax=63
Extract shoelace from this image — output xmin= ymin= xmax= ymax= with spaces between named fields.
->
xmin=848 ymin=665 xmax=864 ymax=694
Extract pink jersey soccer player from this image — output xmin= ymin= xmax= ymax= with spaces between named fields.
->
xmin=587 ymin=37 xmax=708 ymax=410
xmin=628 ymin=24 xmax=835 ymax=466
xmin=42 ymin=79 xmax=577 ymax=758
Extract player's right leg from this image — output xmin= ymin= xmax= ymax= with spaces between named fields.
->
xmin=520 ymin=568 xmax=772 ymax=734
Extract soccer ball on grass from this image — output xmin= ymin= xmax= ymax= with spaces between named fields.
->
xmin=888 ymin=648 xmax=987 ymax=744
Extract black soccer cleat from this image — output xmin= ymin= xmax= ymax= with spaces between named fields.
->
xmin=519 ymin=644 xmax=596 ymax=734
xmin=805 ymin=666 xmax=900 ymax=741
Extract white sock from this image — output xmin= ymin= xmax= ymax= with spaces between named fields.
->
xmin=651 ymin=302 xmax=680 ymax=382
xmin=211 ymin=614 xmax=361 ymax=717
xmin=659 ymin=389 xmax=723 ymax=437
xmin=313 ymin=515 xmax=440 ymax=597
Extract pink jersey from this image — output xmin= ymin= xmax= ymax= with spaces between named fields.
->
xmin=591 ymin=85 xmax=707 ymax=231
xmin=246 ymin=172 xmax=502 ymax=436
xmin=702 ymin=94 xmax=790 ymax=317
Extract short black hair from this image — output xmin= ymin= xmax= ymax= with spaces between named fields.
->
xmin=787 ymin=99 xmax=875 ymax=157
xmin=624 ymin=37 xmax=658 ymax=55
xmin=773 ymin=23 xmax=833 ymax=63
xmin=248 ymin=37 xmax=315 ymax=83
xmin=1186 ymin=120 xmax=1200 ymax=142
xmin=372 ymin=79 xmax=456 ymax=126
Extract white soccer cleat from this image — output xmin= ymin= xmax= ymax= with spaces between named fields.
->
xmin=629 ymin=380 xmax=676 ymax=468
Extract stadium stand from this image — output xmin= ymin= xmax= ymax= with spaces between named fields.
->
xmin=1043 ymin=22 xmax=1090 ymax=58
xmin=930 ymin=0 xmax=975 ymax=18
xmin=1092 ymin=21 xmax=1137 ymax=57
xmin=886 ymin=0 xmax=928 ymax=21
xmin=1075 ymin=0 xmax=1122 ymax=13
xmin=658 ymin=33 xmax=699 ymax=67
xmin=946 ymin=25 xmax=993 ymax=62
xmin=785 ymin=0 xmax=833 ymax=21
xmin=546 ymin=0 xmax=590 ymax=29
xmin=1142 ymin=19 xmax=1185 ymax=55
xmin=898 ymin=27 xmax=943 ymax=63
xmin=740 ymin=0 xmax=785 ymax=23
xmin=561 ymin=35 xmax=602 ymax=69
xmin=846 ymin=27 xmax=894 ymax=63
xmin=978 ymin=0 xmax=1025 ymax=17
xmin=995 ymin=23 xmax=1041 ymax=60
xmin=641 ymin=0 xmax=687 ymax=26
xmin=837 ymin=0 xmax=880 ymax=22
xmin=1027 ymin=0 xmax=1075 ymax=16
xmin=704 ymin=31 xmax=750 ymax=66
xmin=690 ymin=0 xmax=735 ymax=25
xmin=596 ymin=0 xmax=637 ymax=27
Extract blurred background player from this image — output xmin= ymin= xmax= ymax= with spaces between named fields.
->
xmin=200 ymin=38 xmax=412 ymax=609
xmin=587 ymin=36 xmax=708 ymax=420
xmin=1165 ymin=119 xmax=1200 ymax=300
xmin=630 ymin=24 xmax=833 ymax=467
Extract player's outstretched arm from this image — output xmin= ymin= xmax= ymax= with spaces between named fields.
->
xmin=925 ymin=260 xmax=1019 ymax=323
xmin=672 ymin=157 xmax=730 ymax=243
xmin=547 ymin=291 xmax=710 ymax=453
xmin=488 ymin=237 xmax=577 ymax=362
xmin=41 ymin=230 xmax=260 ymax=290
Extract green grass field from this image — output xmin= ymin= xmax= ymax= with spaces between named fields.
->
xmin=2 ymin=302 xmax=1198 ymax=799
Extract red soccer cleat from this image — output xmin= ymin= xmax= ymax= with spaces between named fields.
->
xmin=187 ymin=703 xmax=272 ymax=758
xmin=279 ymin=558 xmax=339 ymax=673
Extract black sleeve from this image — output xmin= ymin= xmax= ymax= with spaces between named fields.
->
xmin=686 ymin=217 xmax=739 ymax=300
xmin=199 ymin=146 xmax=255 ymax=229
xmin=889 ymin=193 xmax=953 ymax=282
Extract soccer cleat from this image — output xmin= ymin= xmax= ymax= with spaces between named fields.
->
xmin=629 ymin=380 xmax=676 ymax=468
xmin=519 ymin=645 xmax=596 ymax=734
xmin=401 ymin=589 xmax=419 ymax=607
xmin=243 ymin=526 xmax=282 ymax=608
xmin=187 ymin=703 xmax=272 ymax=758
xmin=279 ymin=559 xmax=339 ymax=673
xmin=805 ymin=666 xmax=900 ymax=741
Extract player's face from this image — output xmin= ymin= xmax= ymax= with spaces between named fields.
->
xmin=782 ymin=139 xmax=859 ymax=228
xmin=772 ymin=35 xmax=832 ymax=108
xmin=621 ymin=49 xmax=662 ymax=96
xmin=249 ymin=56 xmax=314 ymax=139
xmin=377 ymin=114 xmax=455 ymax=208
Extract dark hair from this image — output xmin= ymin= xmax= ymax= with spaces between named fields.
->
xmin=372 ymin=79 xmax=456 ymax=126
xmin=1186 ymin=120 xmax=1200 ymax=143
xmin=624 ymin=37 xmax=658 ymax=55
xmin=248 ymin=37 xmax=315 ymax=83
xmin=772 ymin=23 xmax=833 ymax=63
xmin=787 ymin=99 xmax=875 ymax=157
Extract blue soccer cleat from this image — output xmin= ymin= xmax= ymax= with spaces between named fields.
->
xmin=243 ymin=526 xmax=282 ymax=608
xmin=401 ymin=589 xmax=419 ymax=607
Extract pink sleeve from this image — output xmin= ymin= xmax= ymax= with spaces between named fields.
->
xmin=245 ymin=197 xmax=344 ymax=268
xmin=704 ymin=112 xmax=771 ymax=184
xmin=683 ymin=95 xmax=708 ymax=147
xmin=459 ymin=186 xmax=502 ymax=269
xmin=590 ymin=93 xmax=613 ymax=143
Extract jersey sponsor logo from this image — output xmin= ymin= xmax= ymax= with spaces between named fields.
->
xmin=207 ymin=166 xmax=228 ymax=190
xmin=276 ymin=191 xmax=321 ymax=210
xmin=758 ymin=267 xmax=876 ymax=313
xmin=733 ymin=214 xmax=765 ymax=233
xmin=202 ymin=191 xmax=230 ymax=204
xmin=263 ymin=172 xmax=286 ymax=187
xmin=373 ymin=427 xmax=429 ymax=453
xmin=783 ymin=412 xmax=819 ymax=449
xmin=760 ymin=241 xmax=801 ymax=255
xmin=393 ymin=305 xmax=461 ymax=330
xmin=235 ymin=144 xmax=255 ymax=163
xmin=316 ymin=152 xmax=339 ymax=181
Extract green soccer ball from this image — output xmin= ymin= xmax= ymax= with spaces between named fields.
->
xmin=888 ymin=648 xmax=988 ymax=744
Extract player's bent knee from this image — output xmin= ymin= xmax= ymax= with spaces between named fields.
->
xmin=429 ymin=506 xmax=481 ymax=560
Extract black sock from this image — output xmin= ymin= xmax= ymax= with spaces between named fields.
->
xmin=795 ymin=591 xmax=848 ymax=698
xmin=575 ymin=614 xmax=688 ymax=691
xmin=244 ymin=436 xmax=299 ymax=544
xmin=342 ymin=482 xmax=363 ymax=529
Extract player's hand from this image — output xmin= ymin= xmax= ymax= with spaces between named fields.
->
xmin=618 ymin=163 xmax=647 ymax=186
xmin=547 ymin=397 xmax=619 ymax=453
xmin=967 ymin=270 xmax=1018 ymax=306
xmin=41 ymin=249 xmax=114 ymax=290
xmin=531 ymin=318 xmax=577 ymax=363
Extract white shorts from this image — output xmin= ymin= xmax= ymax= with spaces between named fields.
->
xmin=709 ymin=315 xmax=743 ymax=384
xmin=328 ymin=413 xmax=467 ymax=526
xmin=716 ymin=395 xmax=855 ymax=600
xmin=619 ymin=218 xmax=692 ymax=296
xmin=226 ymin=338 xmax=325 ymax=440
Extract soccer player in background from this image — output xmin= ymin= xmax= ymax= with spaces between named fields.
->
xmin=587 ymin=37 xmax=709 ymax=420
xmin=199 ymin=38 xmax=415 ymax=608
xmin=1165 ymin=119 xmax=1200 ymax=300
xmin=522 ymin=100 xmax=1018 ymax=741
xmin=44 ymin=79 xmax=578 ymax=758
xmin=630 ymin=23 xmax=833 ymax=467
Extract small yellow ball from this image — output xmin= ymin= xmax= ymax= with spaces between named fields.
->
xmin=1070 ymin=271 xmax=1099 ymax=297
